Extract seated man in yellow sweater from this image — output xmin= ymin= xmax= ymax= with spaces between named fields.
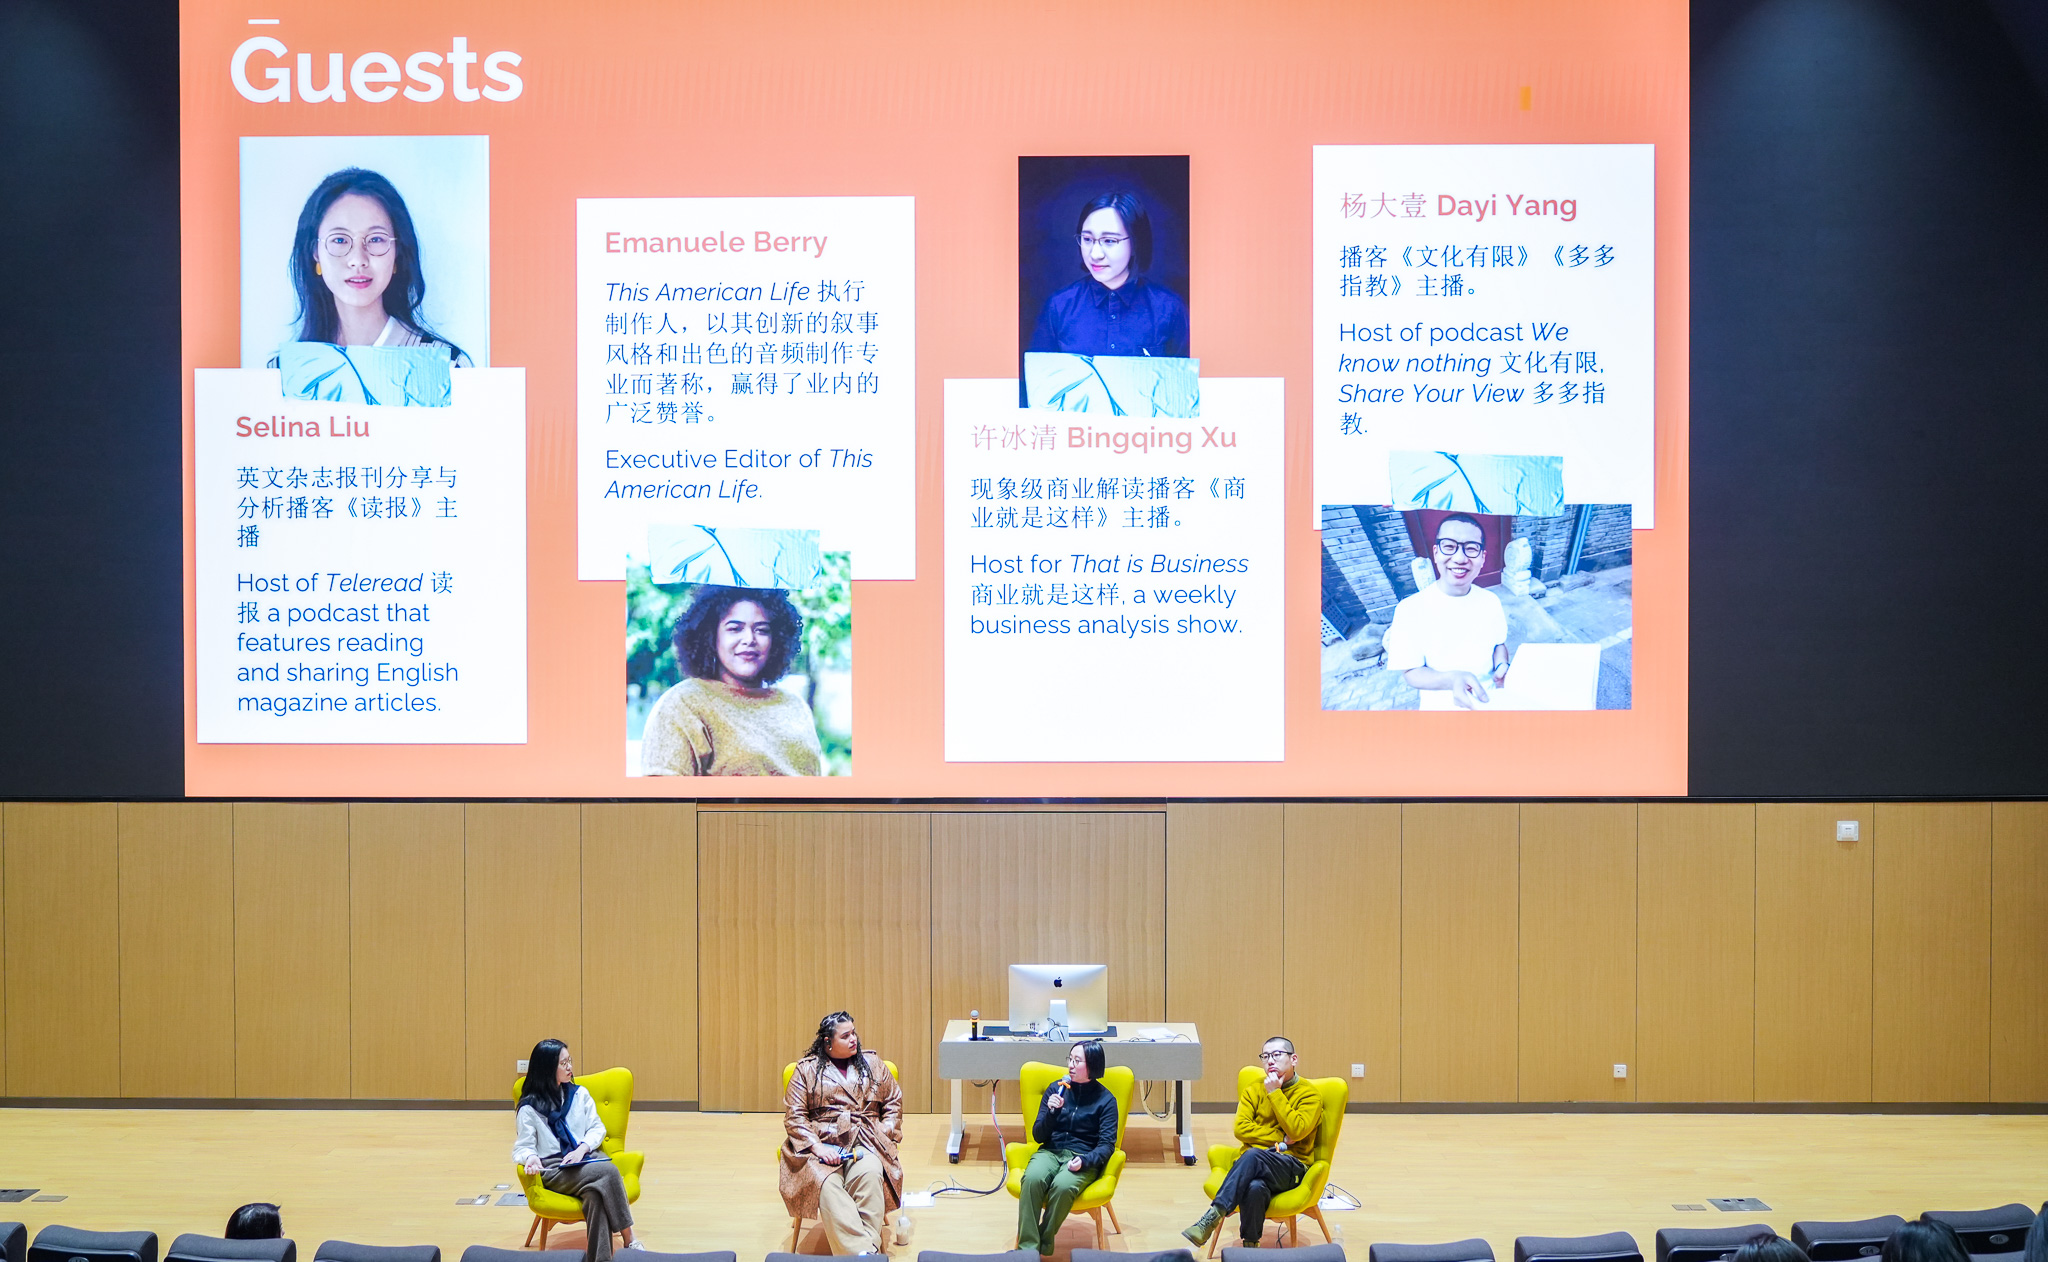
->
xmin=1182 ymin=1036 xmax=1323 ymax=1249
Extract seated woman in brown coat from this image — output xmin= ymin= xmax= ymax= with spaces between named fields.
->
xmin=779 ymin=1011 xmax=905 ymax=1255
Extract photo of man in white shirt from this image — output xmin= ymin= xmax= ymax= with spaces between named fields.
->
xmin=1380 ymin=513 xmax=1509 ymax=710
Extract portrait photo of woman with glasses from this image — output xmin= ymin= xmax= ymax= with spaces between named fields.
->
xmin=1026 ymin=188 xmax=1190 ymax=360
xmin=271 ymin=167 xmax=471 ymax=369
xmin=1020 ymin=159 xmax=1188 ymax=338
xmin=240 ymin=136 xmax=489 ymax=404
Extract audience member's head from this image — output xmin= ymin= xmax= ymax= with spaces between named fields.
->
xmin=1731 ymin=1233 xmax=1809 ymax=1262
xmin=1882 ymin=1218 xmax=1969 ymax=1262
xmin=2023 ymin=1203 xmax=2047 ymax=1262
xmin=224 ymin=1203 xmax=282 ymax=1240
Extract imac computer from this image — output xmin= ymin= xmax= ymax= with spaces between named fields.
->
xmin=1008 ymin=963 xmax=1110 ymax=1036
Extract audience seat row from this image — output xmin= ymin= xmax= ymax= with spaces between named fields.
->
xmin=1363 ymin=1206 xmax=2042 ymax=1262
xmin=3 ymin=1200 xmax=2034 ymax=1262
xmin=0 ymin=1230 xmax=447 ymax=1262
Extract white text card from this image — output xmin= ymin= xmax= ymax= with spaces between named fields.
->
xmin=1313 ymin=145 xmax=1655 ymax=525
xmin=945 ymin=378 xmax=1284 ymax=762
xmin=195 ymin=369 xmax=527 ymax=743
xmin=577 ymin=196 xmax=916 ymax=578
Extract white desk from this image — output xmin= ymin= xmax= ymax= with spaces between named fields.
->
xmin=936 ymin=1019 xmax=1203 ymax=1164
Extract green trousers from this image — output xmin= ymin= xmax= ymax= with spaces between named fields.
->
xmin=1017 ymin=1147 xmax=1094 ymax=1255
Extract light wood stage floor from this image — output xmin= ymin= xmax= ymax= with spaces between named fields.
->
xmin=1 ymin=1109 xmax=2043 ymax=1260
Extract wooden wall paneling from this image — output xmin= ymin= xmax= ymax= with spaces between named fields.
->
xmin=1400 ymin=803 xmax=1519 ymax=1101
xmin=1636 ymin=803 xmax=1755 ymax=1102
xmin=465 ymin=803 xmax=583 ymax=1100
xmin=1280 ymin=803 xmax=1401 ymax=1100
xmin=233 ymin=802 xmax=351 ymax=1097
xmin=930 ymin=812 xmax=1165 ymax=1112
xmin=1873 ymin=802 xmax=1992 ymax=1101
xmin=705 ymin=804 xmax=1161 ymax=815
xmin=1166 ymin=803 xmax=1284 ymax=1103
xmin=0 ymin=794 xmax=2029 ymax=1109
xmin=118 ymin=803 xmax=235 ymax=1097
xmin=350 ymin=802 xmax=467 ymax=1099
xmin=1754 ymin=803 xmax=1873 ymax=1102
xmin=1991 ymin=802 xmax=2048 ymax=1102
xmin=1518 ymin=803 xmax=1637 ymax=1102
xmin=2 ymin=803 xmax=120 ymax=1096
xmin=698 ymin=812 xmax=933 ymax=1112
xmin=581 ymin=803 xmax=698 ymax=1103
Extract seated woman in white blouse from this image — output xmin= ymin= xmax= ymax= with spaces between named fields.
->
xmin=513 ymin=1039 xmax=643 ymax=1261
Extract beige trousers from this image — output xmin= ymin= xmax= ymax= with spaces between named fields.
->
xmin=817 ymin=1149 xmax=887 ymax=1254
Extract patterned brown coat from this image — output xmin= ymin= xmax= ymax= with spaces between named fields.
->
xmin=778 ymin=1050 xmax=905 ymax=1218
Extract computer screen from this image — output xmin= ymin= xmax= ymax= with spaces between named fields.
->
xmin=1007 ymin=963 xmax=1110 ymax=1037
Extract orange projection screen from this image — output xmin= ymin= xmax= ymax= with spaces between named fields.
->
xmin=181 ymin=0 xmax=1688 ymax=797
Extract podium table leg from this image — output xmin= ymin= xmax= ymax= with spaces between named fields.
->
xmin=1176 ymin=1079 xmax=1195 ymax=1164
xmin=947 ymin=1078 xmax=964 ymax=1163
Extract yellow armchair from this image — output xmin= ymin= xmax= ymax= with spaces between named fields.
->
xmin=1198 ymin=1067 xmax=1348 ymax=1256
xmin=511 ymin=1066 xmax=645 ymax=1249
xmin=777 ymin=1059 xmax=900 ymax=1252
xmin=1003 ymin=1059 xmax=1135 ymax=1249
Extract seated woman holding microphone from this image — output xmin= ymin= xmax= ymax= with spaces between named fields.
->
xmin=780 ymin=1011 xmax=905 ymax=1255
xmin=1015 ymin=1039 xmax=1118 ymax=1257
xmin=512 ymin=1039 xmax=641 ymax=1262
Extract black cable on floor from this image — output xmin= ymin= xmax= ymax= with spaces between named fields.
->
xmin=927 ymin=1081 xmax=1008 ymax=1198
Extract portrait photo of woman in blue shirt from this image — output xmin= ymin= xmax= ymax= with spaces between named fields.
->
xmin=1019 ymin=154 xmax=1191 ymax=363
xmin=1027 ymin=189 xmax=1190 ymax=359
